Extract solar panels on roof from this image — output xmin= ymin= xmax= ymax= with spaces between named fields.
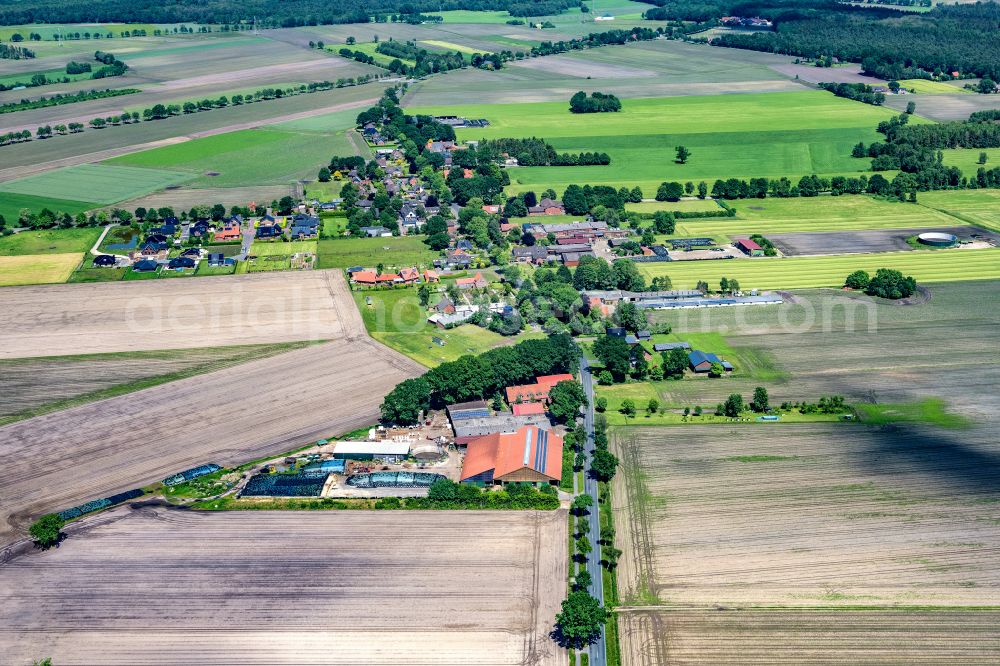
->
xmin=451 ymin=408 xmax=491 ymax=421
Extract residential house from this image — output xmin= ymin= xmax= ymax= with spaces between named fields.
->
xmin=528 ymin=197 xmax=565 ymax=216
xmin=513 ymin=246 xmax=548 ymax=264
xmin=423 ymin=269 xmax=440 ymax=282
xmin=207 ymin=253 xmax=234 ymax=267
xmin=460 ymin=426 xmax=563 ymax=485
xmin=456 ymin=272 xmax=487 ymax=290
xmin=360 ymin=226 xmax=393 ymax=238
xmin=167 ymin=256 xmax=196 ymax=270
xmin=288 ymin=214 xmax=320 ymax=238
xmin=653 ymin=341 xmax=691 ymax=352
xmin=688 ymin=349 xmax=734 ymax=373
xmin=444 ymin=249 xmax=473 ymax=269
xmin=398 ymin=267 xmax=420 ymax=284
xmin=505 ymin=373 xmax=575 ymax=405
xmin=433 ymin=296 xmax=456 ymax=314
xmin=92 ymin=254 xmax=116 ymax=268
xmin=132 ymin=259 xmax=159 ymax=272
xmin=213 ymin=221 xmax=242 ymax=241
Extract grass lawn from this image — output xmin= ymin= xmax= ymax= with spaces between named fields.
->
xmin=898 ymin=79 xmax=971 ymax=95
xmin=317 ymin=236 xmax=438 ymax=269
xmin=354 ymin=286 xmax=544 ymax=366
xmin=194 ymin=262 xmax=237 ymax=277
xmin=0 ymin=253 xmax=81 ymax=286
xmin=0 ymin=227 xmax=101 ymax=256
xmin=411 ymin=91 xmax=918 ymax=195
xmin=251 ymin=240 xmax=317 ymax=257
xmin=320 ymin=215 xmax=348 ymax=237
xmin=68 ymin=266 xmax=128 ymax=282
xmin=304 ymin=180 xmax=345 ymax=200
xmin=0 ymin=192 xmax=97 ymax=222
xmin=0 ymin=164 xmax=191 ymax=206
xmin=420 ymin=39 xmax=492 ymax=55
xmin=107 ymin=128 xmax=355 ymax=188
xmin=854 ymin=398 xmax=972 ymax=428
xmin=639 ymin=247 xmax=1000 ymax=290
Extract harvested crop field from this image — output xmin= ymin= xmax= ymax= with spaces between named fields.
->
xmin=118 ymin=184 xmax=297 ymax=212
xmin=0 ymin=270 xmax=352 ymax=358
xmin=0 ymin=507 xmax=567 ymax=666
xmin=0 ymin=333 xmax=423 ymax=547
xmin=768 ymin=226 xmax=995 ymax=256
xmin=618 ymin=608 xmax=1000 ymax=665
xmin=0 ymin=253 xmax=82 ymax=287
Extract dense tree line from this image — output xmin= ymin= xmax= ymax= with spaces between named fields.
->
xmin=561 ymin=183 xmax=635 ymax=215
xmin=375 ymin=39 xmax=505 ymax=75
xmin=817 ymin=82 xmax=885 ymax=106
xmin=531 ymin=26 xmax=663 ymax=57
xmin=0 ymin=43 xmax=34 ymax=59
xmin=569 ymin=91 xmax=621 ymax=114
xmin=476 ymin=137 xmax=610 ymax=167
xmin=0 ymin=87 xmax=138 ymax=115
xmin=379 ymin=334 xmax=579 ymax=425
xmin=705 ymin=1 xmax=1000 ymax=81
xmin=0 ymin=0 xmax=576 ymax=27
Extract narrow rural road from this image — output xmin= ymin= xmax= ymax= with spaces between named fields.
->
xmin=579 ymin=356 xmax=608 ymax=666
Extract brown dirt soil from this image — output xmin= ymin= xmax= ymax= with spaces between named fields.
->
xmin=0 ymin=270 xmax=353 ymax=358
xmin=618 ymin=608 xmax=1000 ymax=666
xmin=0 ymin=506 xmax=568 ymax=666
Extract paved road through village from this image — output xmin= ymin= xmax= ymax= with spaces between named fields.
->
xmin=580 ymin=356 xmax=607 ymax=666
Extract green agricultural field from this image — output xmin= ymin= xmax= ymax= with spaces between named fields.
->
xmin=669 ymin=195 xmax=960 ymax=236
xmin=273 ymin=109 xmax=359 ymax=133
xmin=898 ymin=79 xmax=970 ymax=95
xmin=0 ymin=23 xmax=203 ymax=42
xmin=639 ymin=247 xmax=1000 ymax=290
xmin=918 ymin=188 xmax=1000 ymax=232
xmin=0 ymin=253 xmax=81 ymax=286
xmin=411 ymin=92 xmax=915 ymax=195
xmin=0 ymin=192 xmax=96 ymax=222
xmin=0 ymin=228 xmax=101 ymax=256
xmin=426 ymin=10 xmax=515 ymax=23
xmin=317 ymin=236 xmax=438 ymax=269
xmin=0 ymin=164 xmax=191 ymax=206
xmin=107 ymin=128 xmax=354 ymax=188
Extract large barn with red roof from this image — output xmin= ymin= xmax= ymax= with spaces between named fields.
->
xmin=460 ymin=425 xmax=563 ymax=485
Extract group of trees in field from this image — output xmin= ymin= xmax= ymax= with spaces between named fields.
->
xmin=379 ymin=334 xmax=579 ymax=425
xmin=0 ymin=43 xmax=34 ymax=59
xmin=531 ymin=26 xmax=663 ymax=58
xmin=476 ymin=137 xmax=610 ymax=167
xmin=569 ymin=91 xmax=621 ymax=114
xmin=376 ymin=39 xmax=506 ymax=75
xmin=0 ymin=0 xmax=577 ymax=28
xmin=845 ymin=268 xmax=918 ymax=299
xmin=818 ymin=82 xmax=886 ymax=106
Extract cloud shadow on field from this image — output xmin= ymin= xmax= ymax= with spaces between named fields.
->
xmin=855 ymin=423 xmax=1000 ymax=495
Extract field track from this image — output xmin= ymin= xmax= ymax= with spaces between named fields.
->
xmin=0 ymin=94 xmax=380 ymax=183
xmin=0 ymin=271 xmax=425 ymax=546
xmin=0 ymin=270 xmax=353 ymax=358
xmin=0 ymin=507 xmax=568 ymax=666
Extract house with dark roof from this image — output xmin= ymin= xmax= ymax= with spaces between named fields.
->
xmin=460 ymin=426 xmax=563 ymax=485
xmin=167 ymin=256 xmax=196 ymax=270
xmin=653 ymin=341 xmax=691 ymax=352
xmin=513 ymin=245 xmax=548 ymax=264
xmin=528 ymin=197 xmax=565 ymax=216
xmin=92 ymin=254 xmax=117 ymax=268
xmin=132 ymin=259 xmax=159 ymax=272
xmin=207 ymin=253 xmax=234 ymax=267
xmin=688 ymin=349 xmax=734 ymax=373
xmin=289 ymin=214 xmax=320 ymax=238
xmin=434 ymin=296 xmax=456 ymax=314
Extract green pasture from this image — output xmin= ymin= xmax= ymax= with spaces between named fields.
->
xmin=426 ymin=10 xmax=515 ymax=23
xmin=317 ymin=236 xmax=438 ymax=269
xmin=917 ymin=188 xmax=1000 ymax=232
xmin=107 ymin=128 xmax=353 ymax=188
xmin=639 ymin=247 xmax=1000 ymax=290
xmin=669 ymin=195 xmax=960 ymax=236
xmin=0 ymin=23 xmax=208 ymax=42
xmin=125 ymin=35 xmax=269 ymax=59
xmin=855 ymin=398 xmax=972 ymax=428
xmin=273 ymin=109 xmax=359 ymax=133
xmin=0 ymin=164 xmax=191 ymax=206
xmin=0 ymin=192 xmax=96 ymax=222
xmin=413 ymin=92 xmax=914 ymax=194
xmin=897 ymin=79 xmax=970 ymax=95
xmin=0 ymin=227 xmax=101 ymax=256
